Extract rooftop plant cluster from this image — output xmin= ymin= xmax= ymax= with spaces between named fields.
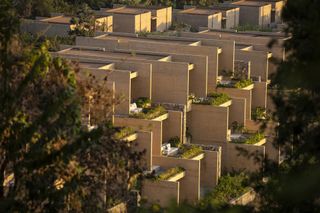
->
xmin=113 ymin=127 xmax=135 ymax=140
xmin=156 ymin=167 xmax=185 ymax=181
xmin=179 ymin=145 xmax=204 ymax=159
xmin=199 ymin=173 xmax=250 ymax=209
xmin=231 ymin=121 xmax=246 ymax=134
xmin=130 ymin=98 xmax=167 ymax=120
xmin=168 ymin=136 xmax=182 ymax=148
xmin=130 ymin=105 xmax=167 ymax=120
xmin=146 ymin=167 xmax=185 ymax=181
xmin=251 ymin=107 xmax=268 ymax=121
xmin=192 ymin=92 xmax=231 ymax=106
xmin=217 ymin=79 xmax=253 ymax=89
xmin=232 ymin=132 xmax=265 ymax=145
xmin=135 ymin=97 xmax=151 ymax=108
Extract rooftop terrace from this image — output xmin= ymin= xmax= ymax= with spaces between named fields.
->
xmin=104 ymin=7 xmax=150 ymax=15
xmin=99 ymin=34 xmax=196 ymax=45
xmin=180 ymin=8 xmax=221 ymax=16
xmin=60 ymin=47 xmax=167 ymax=61
xmin=232 ymin=0 xmax=271 ymax=7
xmin=40 ymin=16 xmax=72 ymax=24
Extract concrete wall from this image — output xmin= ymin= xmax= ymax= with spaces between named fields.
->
xmin=188 ymin=104 xmax=229 ymax=144
xmin=142 ymin=179 xmax=179 ymax=207
xmin=114 ymin=116 xmax=163 ymax=156
xmin=224 ymin=142 xmax=265 ymax=173
xmin=134 ymin=131 xmax=153 ymax=171
xmin=155 ymin=7 xmax=172 ymax=32
xmin=212 ymin=13 xmax=222 ymax=30
xmin=172 ymin=54 xmax=208 ymax=97
xmin=150 ymin=61 xmax=189 ymax=105
xmin=274 ymin=1 xmax=284 ymax=24
xmin=236 ymin=49 xmax=269 ymax=81
xmin=252 ymin=81 xmax=267 ymax=109
xmin=260 ymin=4 xmax=272 ymax=27
xmin=176 ymin=13 xmax=210 ymax=30
xmin=163 ymin=110 xmax=183 ymax=144
xmin=135 ymin=12 xmax=152 ymax=33
xmin=123 ymin=38 xmax=218 ymax=94
xmin=115 ymin=62 xmax=152 ymax=100
xmin=78 ymin=67 xmax=132 ymax=115
xmin=237 ymin=6 xmax=260 ymax=26
xmin=201 ymin=150 xmax=221 ymax=188
xmin=21 ymin=19 xmax=71 ymax=37
xmin=153 ymin=156 xmax=201 ymax=203
xmin=113 ymin=14 xmax=136 ymax=33
xmin=179 ymin=33 xmax=235 ymax=77
xmin=229 ymin=97 xmax=246 ymax=126
xmin=216 ymin=87 xmax=252 ymax=120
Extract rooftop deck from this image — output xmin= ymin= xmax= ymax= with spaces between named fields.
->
xmin=180 ymin=8 xmax=221 ymax=16
xmin=232 ymin=0 xmax=271 ymax=7
xmin=104 ymin=7 xmax=149 ymax=15
xmin=60 ymin=48 xmax=166 ymax=61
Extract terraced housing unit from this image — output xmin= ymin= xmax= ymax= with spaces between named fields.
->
xmin=23 ymin=1 xmax=287 ymax=208
xmin=52 ymin=27 xmax=286 ymax=206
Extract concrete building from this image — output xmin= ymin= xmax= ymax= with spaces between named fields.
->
xmin=176 ymin=8 xmax=223 ymax=30
xmin=210 ymin=5 xmax=240 ymax=29
xmin=231 ymin=0 xmax=272 ymax=27
xmin=112 ymin=5 xmax=173 ymax=32
xmin=21 ymin=15 xmax=113 ymax=37
xmin=97 ymin=7 xmax=152 ymax=33
xmin=43 ymin=7 xmax=288 ymax=206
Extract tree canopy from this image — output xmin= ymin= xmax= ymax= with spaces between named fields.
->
xmin=0 ymin=1 xmax=143 ymax=212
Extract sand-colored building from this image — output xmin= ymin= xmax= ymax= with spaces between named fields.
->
xmin=176 ymin=8 xmax=222 ymax=30
xmin=51 ymin=17 xmax=287 ymax=206
xmin=210 ymin=5 xmax=240 ymax=29
xmin=231 ymin=0 xmax=272 ymax=27
xmin=21 ymin=15 xmax=113 ymax=37
xmin=97 ymin=7 xmax=152 ymax=33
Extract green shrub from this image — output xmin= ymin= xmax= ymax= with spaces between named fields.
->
xmin=130 ymin=106 xmax=167 ymax=120
xmin=135 ymin=97 xmax=151 ymax=108
xmin=113 ymin=127 xmax=135 ymax=140
xmin=179 ymin=145 xmax=203 ymax=159
xmin=157 ymin=167 xmax=185 ymax=180
xmin=251 ymin=107 xmax=267 ymax=121
xmin=168 ymin=136 xmax=181 ymax=148
xmin=231 ymin=121 xmax=246 ymax=134
xmin=217 ymin=79 xmax=253 ymax=89
xmin=201 ymin=173 xmax=250 ymax=209
xmin=234 ymin=79 xmax=253 ymax=89
xmin=192 ymin=93 xmax=231 ymax=106
xmin=232 ymin=132 xmax=265 ymax=144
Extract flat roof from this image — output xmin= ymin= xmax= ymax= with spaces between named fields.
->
xmin=232 ymin=0 xmax=271 ymax=7
xmin=60 ymin=48 xmax=167 ymax=61
xmin=180 ymin=8 xmax=221 ymax=16
xmin=203 ymin=30 xmax=286 ymax=39
xmin=105 ymin=7 xmax=149 ymax=15
xmin=41 ymin=16 xmax=71 ymax=24
xmin=79 ymin=62 xmax=112 ymax=69
xmin=99 ymin=35 xmax=195 ymax=45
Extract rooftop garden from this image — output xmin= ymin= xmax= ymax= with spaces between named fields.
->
xmin=146 ymin=167 xmax=185 ymax=181
xmin=135 ymin=97 xmax=151 ymax=108
xmin=168 ymin=136 xmax=182 ymax=148
xmin=178 ymin=145 xmax=204 ymax=159
xmin=113 ymin=127 xmax=135 ymax=140
xmin=231 ymin=132 xmax=265 ymax=145
xmin=251 ymin=107 xmax=268 ymax=121
xmin=130 ymin=98 xmax=167 ymax=120
xmin=199 ymin=173 xmax=250 ymax=209
xmin=217 ymin=79 xmax=253 ymax=89
xmin=191 ymin=92 xmax=231 ymax=106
